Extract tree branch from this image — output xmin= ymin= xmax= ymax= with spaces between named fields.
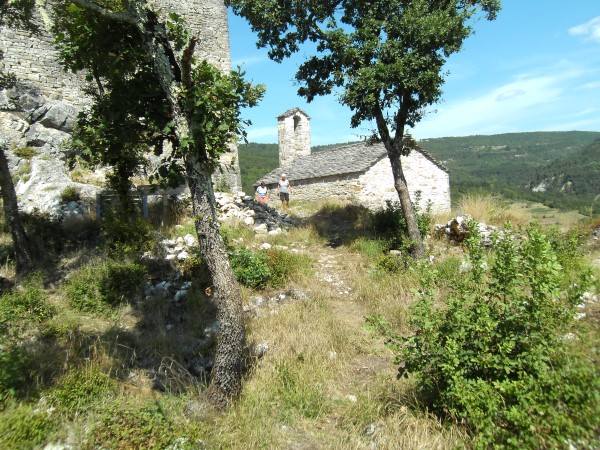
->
xmin=181 ymin=36 xmax=198 ymax=88
xmin=71 ymin=0 xmax=135 ymax=24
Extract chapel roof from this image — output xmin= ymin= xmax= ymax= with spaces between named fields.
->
xmin=256 ymin=141 xmax=447 ymax=186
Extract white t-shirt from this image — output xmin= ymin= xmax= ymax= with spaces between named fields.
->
xmin=256 ymin=186 xmax=268 ymax=198
xmin=279 ymin=179 xmax=290 ymax=193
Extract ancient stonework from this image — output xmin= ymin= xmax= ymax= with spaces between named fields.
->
xmin=0 ymin=0 xmax=241 ymax=199
xmin=277 ymin=107 xmax=311 ymax=168
xmin=258 ymin=108 xmax=451 ymax=213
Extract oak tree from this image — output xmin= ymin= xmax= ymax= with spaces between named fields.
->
xmin=229 ymin=0 xmax=501 ymax=258
xmin=54 ymin=0 xmax=264 ymax=405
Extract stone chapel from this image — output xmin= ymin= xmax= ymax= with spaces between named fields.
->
xmin=257 ymin=107 xmax=451 ymax=213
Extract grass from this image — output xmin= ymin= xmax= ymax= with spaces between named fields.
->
xmin=455 ymin=193 xmax=531 ymax=226
xmin=0 ymin=195 xmax=596 ymax=449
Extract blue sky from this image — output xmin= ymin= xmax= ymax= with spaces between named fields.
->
xmin=228 ymin=1 xmax=600 ymax=145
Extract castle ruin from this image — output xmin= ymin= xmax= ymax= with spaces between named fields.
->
xmin=0 ymin=0 xmax=242 ymax=202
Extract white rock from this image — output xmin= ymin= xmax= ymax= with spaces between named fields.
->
xmin=177 ymin=251 xmax=190 ymax=260
xmin=244 ymin=216 xmax=255 ymax=226
xmin=268 ymin=228 xmax=282 ymax=235
xmin=165 ymin=254 xmax=176 ymax=261
xmin=346 ymin=395 xmax=358 ymax=403
xmin=259 ymin=243 xmax=272 ymax=250
xmin=183 ymin=234 xmax=196 ymax=246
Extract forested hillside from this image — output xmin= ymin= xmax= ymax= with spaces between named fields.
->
xmin=421 ymin=131 xmax=600 ymax=213
xmin=239 ymin=131 xmax=600 ymax=214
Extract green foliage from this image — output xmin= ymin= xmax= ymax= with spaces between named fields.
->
xmin=12 ymin=146 xmax=37 ymax=160
xmin=238 ymin=142 xmax=279 ymax=194
xmin=48 ymin=366 xmax=114 ymax=413
xmin=265 ymin=248 xmax=312 ymax=288
xmin=0 ymin=274 xmax=55 ymax=333
xmin=87 ymin=400 xmax=180 ymax=449
xmin=100 ymin=212 xmax=153 ymax=254
xmin=21 ymin=210 xmax=70 ymax=255
xmin=60 ymin=185 xmax=81 ymax=202
xmin=0 ymin=404 xmax=57 ymax=449
xmin=396 ymin=223 xmax=600 ymax=448
xmin=0 ymin=347 xmax=28 ymax=403
xmin=229 ymin=248 xmax=271 ymax=289
xmin=372 ymin=195 xmax=432 ymax=247
xmin=65 ymin=259 xmax=146 ymax=314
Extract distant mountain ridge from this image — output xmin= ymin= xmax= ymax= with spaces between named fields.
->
xmin=238 ymin=131 xmax=600 ymax=214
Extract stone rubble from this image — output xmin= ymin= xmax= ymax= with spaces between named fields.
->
xmin=435 ymin=214 xmax=501 ymax=247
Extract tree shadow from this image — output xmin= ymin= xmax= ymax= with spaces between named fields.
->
xmin=298 ymin=202 xmax=379 ymax=247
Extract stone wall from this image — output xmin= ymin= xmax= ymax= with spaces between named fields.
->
xmin=0 ymin=9 xmax=88 ymax=106
xmin=0 ymin=0 xmax=241 ymax=190
xmin=357 ymin=152 xmax=451 ymax=213
xmin=266 ymin=152 xmax=451 ymax=213
xmin=278 ymin=109 xmax=311 ymax=168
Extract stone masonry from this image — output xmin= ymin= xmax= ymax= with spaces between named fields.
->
xmin=278 ymin=107 xmax=311 ymax=168
xmin=0 ymin=0 xmax=241 ymax=191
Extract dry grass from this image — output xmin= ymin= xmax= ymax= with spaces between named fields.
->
xmin=456 ymin=193 xmax=531 ymax=226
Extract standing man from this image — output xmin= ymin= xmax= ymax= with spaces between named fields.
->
xmin=278 ymin=173 xmax=291 ymax=208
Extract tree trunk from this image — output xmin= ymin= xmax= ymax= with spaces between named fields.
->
xmin=0 ymin=142 xmax=35 ymax=276
xmin=184 ymin=153 xmax=246 ymax=406
xmin=374 ymin=107 xmax=426 ymax=259
xmin=388 ymin=151 xmax=426 ymax=259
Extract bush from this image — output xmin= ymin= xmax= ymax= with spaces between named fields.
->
xmin=229 ymin=248 xmax=271 ymax=289
xmin=396 ymin=223 xmax=600 ymax=448
xmin=100 ymin=212 xmax=153 ymax=254
xmin=60 ymin=185 xmax=81 ymax=203
xmin=87 ymin=400 xmax=179 ymax=449
xmin=0 ymin=347 xmax=28 ymax=403
xmin=372 ymin=193 xmax=431 ymax=246
xmin=65 ymin=259 xmax=147 ymax=314
xmin=0 ymin=274 xmax=55 ymax=333
xmin=48 ymin=366 xmax=114 ymax=414
xmin=265 ymin=248 xmax=312 ymax=288
xmin=0 ymin=404 xmax=57 ymax=449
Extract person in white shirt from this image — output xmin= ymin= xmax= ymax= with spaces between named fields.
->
xmin=278 ymin=173 xmax=291 ymax=207
xmin=255 ymin=181 xmax=269 ymax=204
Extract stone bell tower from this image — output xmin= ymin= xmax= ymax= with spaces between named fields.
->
xmin=278 ymin=107 xmax=311 ymax=168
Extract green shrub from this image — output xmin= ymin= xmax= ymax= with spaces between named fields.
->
xmin=65 ymin=259 xmax=146 ymax=313
xmin=60 ymin=185 xmax=81 ymax=202
xmin=0 ymin=274 xmax=55 ymax=333
xmin=0 ymin=347 xmax=28 ymax=403
xmin=48 ymin=366 xmax=114 ymax=413
xmin=0 ymin=404 xmax=57 ymax=449
xmin=372 ymin=193 xmax=432 ymax=246
xmin=21 ymin=210 xmax=69 ymax=255
xmin=265 ymin=248 xmax=312 ymax=288
xmin=100 ymin=212 xmax=153 ymax=254
xmin=87 ymin=400 xmax=178 ymax=449
xmin=229 ymin=248 xmax=271 ymax=289
xmin=396 ymin=223 xmax=599 ymax=448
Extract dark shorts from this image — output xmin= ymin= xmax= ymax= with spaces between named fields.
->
xmin=279 ymin=192 xmax=289 ymax=202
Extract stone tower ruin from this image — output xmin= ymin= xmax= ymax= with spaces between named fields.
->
xmin=277 ymin=107 xmax=311 ymax=168
xmin=0 ymin=0 xmax=241 ymax=191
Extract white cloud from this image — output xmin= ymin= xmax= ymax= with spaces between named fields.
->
xmin=568 ymin=16 xmax=600 ymax=43
xmin=412 ymin=67 xmax=584 ymax=139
